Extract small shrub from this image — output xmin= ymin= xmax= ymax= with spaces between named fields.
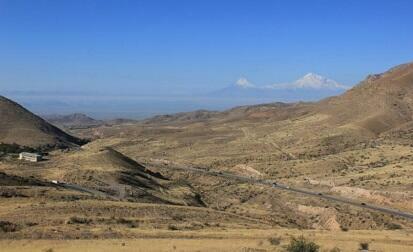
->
xmin=268 ymin=236 xmax=282 ymax=245
xmin=286 ymin=236 xmax=319 ymax=252
xmin=116 ymin=218 xmax=131 ymax=224
xmin=67 ymin=216 xmax=93 ymax=225
xmin=168 ymin=224 xmax=179 ymax=230
xmin=359 ymin=242 xmax=369 ymax=250
xmin=330 ymin=247 xmax=341 ymax=252
xmin=386 ymin=223 xmax=402 ymax=230
xmin=116 ymin=218 xmax=139 ymax=228
xmin=340 ymin=226 xmax=349 ymax=232
xmin=0 ymin=221 xmax=20 ymax=232
xmin=25 ymin=222 xmax=38 ymax=227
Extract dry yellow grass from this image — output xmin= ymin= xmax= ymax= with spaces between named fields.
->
xmin=1 ymin=229 xmax=412 ymax=252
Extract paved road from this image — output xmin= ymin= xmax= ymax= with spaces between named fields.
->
xmin=148 ymin=161 xmax=413 ymax=221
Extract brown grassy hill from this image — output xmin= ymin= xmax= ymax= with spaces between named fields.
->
xmin=43 ymin=143 xmax=205 ymax=206
xmin=0 ymin=96 xmax=83 ymax=148
xmin=318 ymin=62 xmax=413 ymax=135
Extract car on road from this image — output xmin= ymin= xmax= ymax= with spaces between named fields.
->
xmin=51 ymin=180 xmax=65 ymax=185
xmin=361 ymin=202 xmax=366 ymax=206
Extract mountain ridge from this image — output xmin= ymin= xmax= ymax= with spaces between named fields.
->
xmin=43 ymin=113 xmax=103 ymax=128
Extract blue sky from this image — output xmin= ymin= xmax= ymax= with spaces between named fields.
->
xmin=1 ymin=0 xmax=413 ymax=96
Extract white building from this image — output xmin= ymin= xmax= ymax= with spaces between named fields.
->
xmin=19 ymin=152 xmax=42 ymax=162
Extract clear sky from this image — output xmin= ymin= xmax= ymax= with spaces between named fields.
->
xmin=1 ymin=0 xmax=413 ymax=96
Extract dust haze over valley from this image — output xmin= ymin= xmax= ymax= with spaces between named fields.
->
xmin=2 ymin=1 xmax=413 ymax=252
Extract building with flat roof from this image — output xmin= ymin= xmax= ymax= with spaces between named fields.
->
xmin=19 ymin=152 xmax=42 ymax=162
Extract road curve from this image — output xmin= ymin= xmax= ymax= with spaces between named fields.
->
xmin=148 ymin=161 xmax=413 ymax=221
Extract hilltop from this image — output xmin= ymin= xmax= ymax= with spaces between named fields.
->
xmin=51 ymin=143 xmax=206 ymax=206
xmin=318 ymin=62 xmax=413 ymax=135
xmin=0 ymin=96 xmax=84 ymax=149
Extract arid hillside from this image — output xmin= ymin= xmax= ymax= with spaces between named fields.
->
xmin=318 ymin=62 xmax=413 ymax=135
xmin=0 ymin=96 xmax=83 ymax=149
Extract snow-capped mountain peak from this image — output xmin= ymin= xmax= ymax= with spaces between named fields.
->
xmin=211 ymin=73 xmax=349 ymax=101
xmin=235 ymin=77 xmax=255 ymax=88
xmin=292 ymin=73 xmax=348 ymax=90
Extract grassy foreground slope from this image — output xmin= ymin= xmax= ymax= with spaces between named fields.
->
xmin=1 ymin=229 xmax=413 ymax=252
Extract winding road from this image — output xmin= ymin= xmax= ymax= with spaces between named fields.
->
xmin=51 ymin=160 xmax=413 ymax=221
xmin=148 ymin=161 xmax=413 ymax=221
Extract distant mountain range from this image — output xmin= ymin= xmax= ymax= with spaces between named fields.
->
xmin=43 ymin=113 xmax=103 ymax=128
xmin=211 ymin=73 xmax=350 ymax=101
xmin=42 ymin=113 xmax=137 ymax=129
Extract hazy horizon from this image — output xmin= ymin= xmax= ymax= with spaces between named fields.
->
xmin=4 ymin=93 xmax=304 ymax=120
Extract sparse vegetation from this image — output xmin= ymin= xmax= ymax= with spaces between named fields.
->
xmin=0 ymin=221 xmax=20 ymax=233
xmin=285 ymin=236 xmax=320 ymax=252
xmin=116 ymin=218 xmax=139 ymax=228
xmin=359 ymin=242 xmax=369 ymax=251
xmin=386 ymin=222 xmax=402 ymax=230
xmin=168 ymin=224 xmax=179 ymax=231
xmin=268 ymin=236 xmax=282 ymax=245
xmin=0 ymin=143 xmax=37 ymax=154
xmin=340 ymin=226 xmax=349 ymax=232
xmin=67 ymin=216 xmax=93 ymax=225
